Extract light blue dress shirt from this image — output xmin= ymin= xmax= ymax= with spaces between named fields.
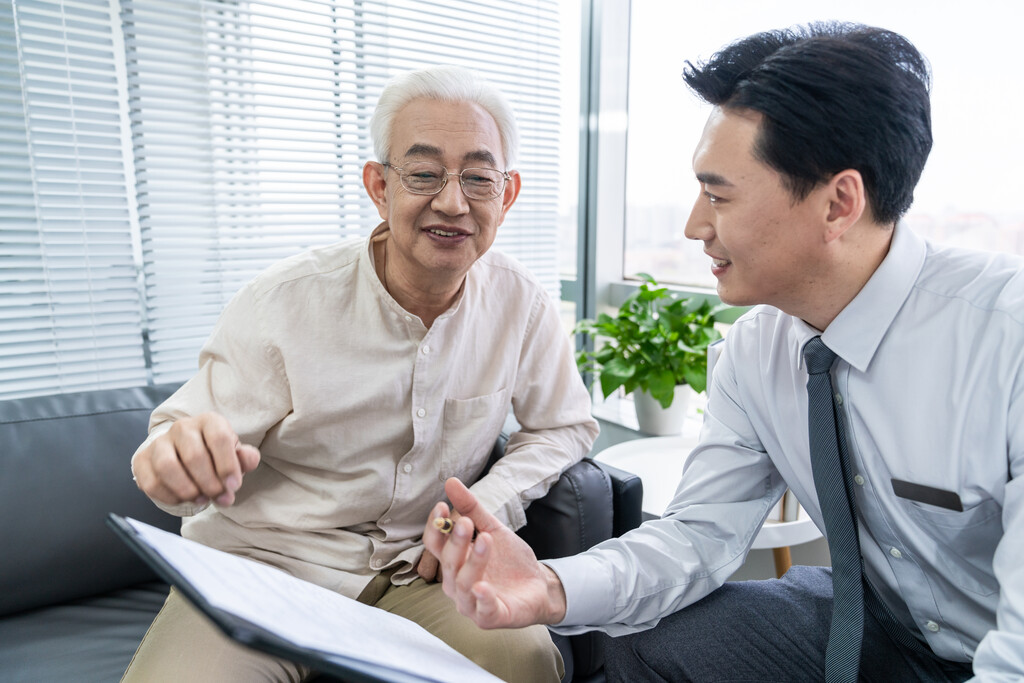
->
xmin=548 ymin=224 xmax=1024 ymax=679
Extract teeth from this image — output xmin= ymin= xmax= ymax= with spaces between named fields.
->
xmin=712 ymin=258 xmax=730 ymax=267
xmin=430 ymin=228 xmax=459 ymax=237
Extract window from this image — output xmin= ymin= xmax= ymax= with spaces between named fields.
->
xmin=555 ymin=0 xmax=581 ymax=334
xmin=1 ymin=0 xmax=149 ymax=396
xmin=2 ymin=0 xmax=575 ymax=398
xmin=622 ymin=0 xmax=1024 ymax=288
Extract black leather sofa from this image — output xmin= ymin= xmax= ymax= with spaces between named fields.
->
xmin=0 ymin=384 xmax=641 ymax=682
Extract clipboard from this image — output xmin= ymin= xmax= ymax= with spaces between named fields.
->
xmin=107 ymin=514 xmax=501 ymax=683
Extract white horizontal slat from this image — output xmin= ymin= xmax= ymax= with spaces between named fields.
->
xmin=1 ymin=0 xmax=147 ymax=399
xmin=0 ymin=368 xmax=150 ymax=401
xmin=4 ymin=0 xmax=568 ymax=396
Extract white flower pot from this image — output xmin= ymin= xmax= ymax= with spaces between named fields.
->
xmin=633 ymin=385 xmax=691 ymax=436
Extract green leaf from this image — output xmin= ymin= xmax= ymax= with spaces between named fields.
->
xmin=599 ymin=371 xmax=625 ymax=398
xmin=681 ymin=364 xmax=707 ymax=394
xmin=598 ymin=356 xmax=636 ymax=398
xmin=645 ymin=368 xmax=676 ymax=408
xmin=594 ymin=345 xmax=617 ymax=364
xmin=571 ymin=275 xmax=738 ymax=398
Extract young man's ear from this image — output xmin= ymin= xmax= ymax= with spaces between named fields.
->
xmin=363 ymin=161 xmax=390 ymax=220
xmin=824 ymin=169 xmax=867 ymax=242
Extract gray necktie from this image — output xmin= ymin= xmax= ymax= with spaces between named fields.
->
xmin=804 ymin=336 xmax=863 ymax=683
xmin=804 ymin=338 xmax=934 ymax=681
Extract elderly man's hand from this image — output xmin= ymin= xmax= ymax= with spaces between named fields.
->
xmin=423 ymin=478 xmax=568 ymax=629
xmin=130 ymin=412 xmax=260 ymax=508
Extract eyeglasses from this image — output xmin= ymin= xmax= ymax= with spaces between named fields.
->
xmin=384 ymin=161 xmax=510 ymax=200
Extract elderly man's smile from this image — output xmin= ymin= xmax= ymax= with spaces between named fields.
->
xmin=424 ymin=225 xmax=470 ymax=242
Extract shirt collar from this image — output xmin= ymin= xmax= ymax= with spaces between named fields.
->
xmin=364 ymin=221 xmax=391 ymax=299
xmin=817 ymin=222 xmax=927 ymax=373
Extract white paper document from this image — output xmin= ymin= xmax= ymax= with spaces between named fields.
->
xmin=123 ymin=517 xmax=503 ymax=683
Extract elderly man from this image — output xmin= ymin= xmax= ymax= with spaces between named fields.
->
xmin=125 ymin=65 xmax=597 ymax=682
xmin=427 ymin=23 xmax=1024 ymax=683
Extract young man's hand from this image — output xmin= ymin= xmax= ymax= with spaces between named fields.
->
xmin=423 ymin=478 xmax=568 ymax=629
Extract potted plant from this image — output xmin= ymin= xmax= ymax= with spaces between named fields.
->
xmin=573 ymin=273 xmax=731 ymax=435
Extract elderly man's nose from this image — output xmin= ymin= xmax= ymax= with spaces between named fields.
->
xmin=432 ymin=175 xmax=470 ymax=213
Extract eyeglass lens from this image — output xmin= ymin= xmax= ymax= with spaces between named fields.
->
xmin=395 ymin=162 xmax=505 ymax=199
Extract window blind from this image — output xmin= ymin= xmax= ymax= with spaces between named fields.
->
xmin=121 ymin=0 xmax=566 ymax=383
xmin=1 ymin=0 xmax=147 ymax=399
xmin=2 ymin=0 xmax=568 ymax=396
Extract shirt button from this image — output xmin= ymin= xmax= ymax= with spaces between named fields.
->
xmin=834 ymin=393 xmax=843 ymax=405
xmin=416 ymin=408 xmax=426 ymax=418
xmin=925 ymin=621 xmax=940 ymax=633
xmin=382 ymin=518 xmax=391 ymax=525
xmin=404 ymin=315 xmax=412 ymax=322
xmin=854 ymin=475 xmax=865 ymax=486
xmin=403 ymin=463 xmax=412 ymax=473
xmin=372 ymin=559 xmax=383 ymax=568
xmin=890 ymin=547 xmax=903 ymax=559
xmin=421 ymin=345 xmax=430 ymax=354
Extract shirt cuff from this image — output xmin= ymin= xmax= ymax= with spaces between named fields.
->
xmin=542 ymin=554 xmax=617 ymax=634
xmin=153 ymin=498 xmax=209 ymax=517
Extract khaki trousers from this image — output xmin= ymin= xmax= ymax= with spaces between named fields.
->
xmin=122 ymin=574 xmax=562 ymax=683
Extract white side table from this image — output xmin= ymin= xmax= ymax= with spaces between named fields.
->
xmin=595 ymin=435 xmax=823 ymax=578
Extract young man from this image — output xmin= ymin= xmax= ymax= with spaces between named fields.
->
xmin=426 ymin=23 xmax=1024 ymax=682
xmin=126 ymin=65 xmax=597 ymax=682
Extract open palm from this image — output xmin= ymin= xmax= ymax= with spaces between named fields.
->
xmin=424 ymin=478 xmax=567 ymax=629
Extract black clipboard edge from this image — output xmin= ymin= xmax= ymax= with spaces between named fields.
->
xmin=106 ymin=513 xmax=435 ymax=683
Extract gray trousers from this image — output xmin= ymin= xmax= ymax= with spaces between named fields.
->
xmin=601 ymin=565 xmax=974 ymax=683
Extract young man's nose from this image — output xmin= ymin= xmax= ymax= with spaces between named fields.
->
xmin=684 ymin=194 xmax=713 ymax=242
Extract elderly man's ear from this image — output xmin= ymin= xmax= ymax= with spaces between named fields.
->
xmin=363 ymin=161 xmax=390 ymax=219
xmin=498 ymin=169 xmax=523 ymax=223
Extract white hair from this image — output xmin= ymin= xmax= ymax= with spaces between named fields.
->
xmin=370 ymin=65 xmax=519 ymax=169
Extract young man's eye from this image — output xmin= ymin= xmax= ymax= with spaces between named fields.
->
xmin=703 ymin=190 xmax=722 ymax=205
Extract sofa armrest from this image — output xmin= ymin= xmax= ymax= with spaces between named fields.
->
xmin=484 ymin=432 xmax=617 ymax=556
xmin=517 ymin=459 xmax=614 ymax=560
xmin=593 ymin=461 xmax=644 ymax=537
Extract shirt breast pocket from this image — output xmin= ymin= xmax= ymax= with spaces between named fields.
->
xmin=906 ymin=496 xmax=1002 ymax=597
xmin=440 ymin=389 xmax=509 ymax=484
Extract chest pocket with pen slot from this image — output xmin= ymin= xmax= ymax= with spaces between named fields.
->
xmin=903 ymin=496 xmax=1002 ymax=597
xmin=440 ymin=389 xmax=509 ymax=484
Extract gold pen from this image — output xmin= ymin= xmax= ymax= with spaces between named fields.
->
xmin=433 ymin=517 xmax=454 ymax=534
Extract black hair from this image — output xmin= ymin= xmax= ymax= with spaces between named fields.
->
xmin=683 ymin=22 xmax=932 ymax=226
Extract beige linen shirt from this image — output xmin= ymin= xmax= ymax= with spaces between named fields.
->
xmin=136 ymin=224 xmax=598 ymax=598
